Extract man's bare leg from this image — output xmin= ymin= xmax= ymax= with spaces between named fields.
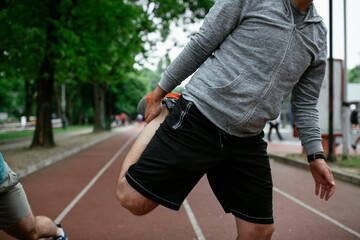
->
xmin=116 ymin=107 xmax=169 ymax=215
xmin=354 ymin=134 xmax=360 ymax=146
xmin=235 ymin=217 xmax=274 ymax=240
xmin=4 ymin=210 xmax=62 ymax=239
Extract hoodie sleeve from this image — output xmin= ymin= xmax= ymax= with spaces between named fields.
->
xmin=291 ymin=39 xmax=327 ymax=155
xmin=158 ymin=0 xmax=250 ymax=93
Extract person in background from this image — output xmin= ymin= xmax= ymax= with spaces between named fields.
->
xmin=350 ymin=104 xmax=359 ymax=132
xmin=351 ymin=133 xmax=360 ymax=152
xmin=267 ymin=114 xmax=283 ymax=142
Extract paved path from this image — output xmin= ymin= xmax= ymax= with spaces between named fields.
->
xmin=1 ymin=125 xmax=359 ymax=239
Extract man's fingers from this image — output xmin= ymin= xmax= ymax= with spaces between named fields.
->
xmin=325 ymin=180 xmax=336 ymax=201
xmin=315 ymin=182 xmax=320 ymax=196
xmin=320 ymin=184 xmax=326 ymax=199
xmin=325 ymin=185 xmax=336 ymax=201
xmin=145 ymin=114 xmax=155 ymax=124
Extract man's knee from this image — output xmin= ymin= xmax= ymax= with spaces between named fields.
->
xmin=236 ymin=218 xmax=274 ymax=240
xmin=259 ymin=224 xmax=274 ymax=239
xmin=25 ymin=228 xmax=38 ymax=240
xmin=251 ymin=224 xmax=274 ymax=240
xmin=4 ymin=213 xmax=39 ymax=240
xmin=237 ymin=224 xmax=274 ymax=240
xmin=23 ymin=216 xmax=39 ymax=240
xmin=116 ymin=177 xmax=158 ymax=216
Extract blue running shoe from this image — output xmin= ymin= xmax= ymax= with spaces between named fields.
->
xmin=52 ymin=224 xmax=68 ymax=240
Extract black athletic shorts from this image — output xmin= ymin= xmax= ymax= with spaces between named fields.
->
xmin=126 ymin=96 xmax=274 ymax=224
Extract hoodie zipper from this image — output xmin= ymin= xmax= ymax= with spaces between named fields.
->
xmin=237 ymin=25 xmax=296 ymax=128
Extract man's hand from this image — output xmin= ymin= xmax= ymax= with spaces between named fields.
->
xmin=309 ymin=158 xmax=335 ymax=201
xmin=144 ymin=85 xmax=167 ymax=124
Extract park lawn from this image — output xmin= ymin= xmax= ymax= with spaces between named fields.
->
xmin=0 ymin=125 xmax=92 ymax=141
xmin=336 ymin=155 xmax=360 ymax=168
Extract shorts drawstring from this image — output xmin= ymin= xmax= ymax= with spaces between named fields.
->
xmin=218 ymin=129 xmax=227 ymax=148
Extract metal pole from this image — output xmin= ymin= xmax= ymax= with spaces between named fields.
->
xmin=328 ymin=0 xmax=335 ymax=161
xmin=342 ymin=0 xmax=349 ymax=159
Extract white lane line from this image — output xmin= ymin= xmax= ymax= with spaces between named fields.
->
xmin=183 ymin=199 xmax=206 ymax=240
xmin=274 ymin=187 xmax=360 ymax=238
xmin=55 ymin=134 xmax=137 ymax=224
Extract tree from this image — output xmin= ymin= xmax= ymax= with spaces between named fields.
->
xmin=348 ymin=65 xmax=359 ymax=83
xmin=31 ymin=0 xmax=62 ymax=147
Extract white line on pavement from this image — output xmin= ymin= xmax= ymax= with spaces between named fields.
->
xmin=54 ymin=134 xmax=138 ymax=224
xmin=274 ymin=187 xmax=360 ymax=238
xmin=183 ymin=199 xmax=206 ymax=240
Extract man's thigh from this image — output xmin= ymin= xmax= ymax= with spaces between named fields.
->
xmin=3 ymin=210 xmax=35 ymax=239
xmin=207 ymin=132 xmax=274 ymax=224
xmin=0 ymin=164 xmax=31 ymax=230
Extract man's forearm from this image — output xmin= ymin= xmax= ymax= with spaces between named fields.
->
xmin=151 ymin=85 xmax=167 ymax=103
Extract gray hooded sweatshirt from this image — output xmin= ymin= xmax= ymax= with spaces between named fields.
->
xmin=158 ymin=0 xmax=327 ymax=155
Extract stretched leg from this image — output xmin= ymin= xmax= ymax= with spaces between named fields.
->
xmin=235 ymin=217 xmax=274 ymax=240
xmin=352 ymin=134 xmax=360 ymax=151
xmin=116 ymin=107 xmax=169 ymax=215
xmin=4 ymin=210 xmax=62 ymax=240
xmin=355 ymin=134 xmax=360 ymax=145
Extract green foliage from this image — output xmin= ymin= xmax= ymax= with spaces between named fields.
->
xmin=0 ymin=0 xmax=47 ymax=79
xmin=0 ymin=76 xmax=25 ymax=117
xmin=337 ymin=156 xmax=360 ymax=168
xmin=0 ymin=0 xmax=47 ymax=120
xmin=112 ymin=69 xmax=155 ymax=115
xmin=348 ymin=65 xmax=359 ymax=83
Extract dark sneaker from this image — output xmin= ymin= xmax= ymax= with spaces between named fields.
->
xmin=137 ymin=93 xmax=150 ymax=116
xmin=52 ymin=224 xmax=68 ymax=240
xmin=162 ymin=93 xmax=180 ymax=113
xmin=351 ymin=144 xmax=357 ymax=151
xmin=137 ymin=92 xmax=180 ymax=116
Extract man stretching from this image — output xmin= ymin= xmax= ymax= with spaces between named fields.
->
xmin=117 ymin=0 xmax=335 ymax=239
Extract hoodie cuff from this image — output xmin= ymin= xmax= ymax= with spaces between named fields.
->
xmin=303 ymin=140 xmax=324 ymax=156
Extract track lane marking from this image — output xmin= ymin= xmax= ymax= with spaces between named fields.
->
xmin=183 ymin=199 xmax=206 ymax=240
xmin=54 ymin=134 xmax=138 ymax=224
xmin=274 ymin=187 xmax=360 ymax=238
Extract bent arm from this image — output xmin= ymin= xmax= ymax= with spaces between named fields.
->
xmin=158 ymin=0 xmax=249 ymax=92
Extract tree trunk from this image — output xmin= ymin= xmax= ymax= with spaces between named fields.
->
xmin=93 ymin=80 xmax=106 ymax=132
xmin=31 ymin=0 xmax=61 ymax=148
xmin=31 ymin=72 xmax=55 ymax=147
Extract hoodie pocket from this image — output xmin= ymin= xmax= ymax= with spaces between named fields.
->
xmin=204 ymin=72 xmax=266 ymax=126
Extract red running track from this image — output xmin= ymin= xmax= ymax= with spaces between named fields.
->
xmin=1 ymin=125 xmax=360 ymax=239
